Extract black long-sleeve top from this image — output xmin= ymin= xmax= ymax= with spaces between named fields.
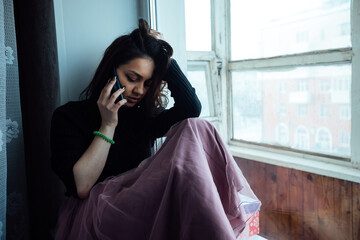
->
xmin=50 ymin=59 xmax=201 ymax=198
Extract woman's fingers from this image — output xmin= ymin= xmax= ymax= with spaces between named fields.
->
xmin=107 ymin=87 xmax=127 ymax=111
xmin=109 ymin=87 xmax=126 ymax=103
xmin=115 ymin=98 xmax=128 ymax=109
xmin=111 ymin=89 xmax=127 ymax=110
xmin=98 ymin=77 xmax=127 ymax=108
xmin=96 ymin=77 xmax=127 ymax=128
xmin=99 ymin=77 xmax=116 ymax=102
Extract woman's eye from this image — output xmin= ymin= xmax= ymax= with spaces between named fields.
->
xmin=145 ymin=81 xmax=153 ymax=87
xmin=126 ymin=75 xmax=136 ymax=82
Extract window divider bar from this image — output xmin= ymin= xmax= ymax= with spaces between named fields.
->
xmin=228 ymin=48 xmax=352 ymax=70
xmin=187 ymin=51 xmax=216 ymax=61
xmin=351 ymin=0 xmax=360 ymax=168
xmin=230 ymin=139 xmax=350 ymax=162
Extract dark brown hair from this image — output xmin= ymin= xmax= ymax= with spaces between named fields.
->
xmin=80 ymin=19 xmax=173 ymax=115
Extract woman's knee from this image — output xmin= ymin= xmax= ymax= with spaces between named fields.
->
xmin=174 ymin=118 xmax=216 ymax=135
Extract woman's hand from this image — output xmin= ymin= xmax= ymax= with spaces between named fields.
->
xmin=97 ymin=77 xmax=127 ymax=128
xmin=74 ymin=77 xmax=126 ymax=199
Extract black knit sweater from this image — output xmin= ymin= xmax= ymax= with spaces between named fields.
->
xmin=50 ymin=59 xmax=201 ymax=198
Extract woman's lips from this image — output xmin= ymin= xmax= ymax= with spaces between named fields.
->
xmin=127 ymin=97 xmax=141 ymax=103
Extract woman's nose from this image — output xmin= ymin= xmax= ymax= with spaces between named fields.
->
xmin=134 ymin=83 xmax=144 ymax=95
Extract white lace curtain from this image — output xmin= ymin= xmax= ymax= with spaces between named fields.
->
xmin=1 ymin=0 xmax=30 ymax=239
xmin=0 ymin=1 xmax=6 ymax=237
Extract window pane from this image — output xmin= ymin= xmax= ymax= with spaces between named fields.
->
xmin=231 ymin=64 xmax=351 ymax=157
xmin=185 ymin=0 xmax=212 ymax=51
xmin=230 ymin=0 xmax=351 ymax=60
xmin=187 ymin=68 xmax=211 ymax=117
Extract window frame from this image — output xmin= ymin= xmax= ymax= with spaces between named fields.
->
xmin=224 ymin=0 xmax=360 ymax=181
xmin=184 ymin=0 xmax=360 ymax=182
xmin=185 ymin=0 xmax=224 ymax=128
xmin=187 ymin=60 xmax=216 ymax=118
xmin=227 ymin=0 xmax=360 ymax=176
xmin=228 ymin=50 xmax=353 ymax=157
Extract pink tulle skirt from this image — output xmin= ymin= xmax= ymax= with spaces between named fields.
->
xmin=55 ymin=118 xmax=260 ymax=240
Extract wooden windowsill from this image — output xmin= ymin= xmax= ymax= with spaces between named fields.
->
xmin=229 ymin=145 xmax=360 ymax=184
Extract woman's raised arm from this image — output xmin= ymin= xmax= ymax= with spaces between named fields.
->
xmin=72 ymin=78 xmax=127 ymax=199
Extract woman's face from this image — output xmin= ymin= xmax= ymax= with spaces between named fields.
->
xmin=115 ymin=57 xmax=155 ymax=107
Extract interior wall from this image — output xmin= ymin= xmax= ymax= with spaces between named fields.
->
xmin=156 ymin=0 xmax=187 ymax=72
xmin=235 ymin=157 xmax=360 ymax=240
xmin=53 ymin=0 xmax=139 ymax=104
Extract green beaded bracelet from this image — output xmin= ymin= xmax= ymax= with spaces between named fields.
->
xmin=93 ymin=131 xmax=115 ymax=144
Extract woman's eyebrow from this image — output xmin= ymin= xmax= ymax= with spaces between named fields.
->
xmin=129 ymin=70 xmax=142 ymax=79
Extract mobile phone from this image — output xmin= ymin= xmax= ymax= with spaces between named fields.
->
xmin=112 ymin=67 xmax=124 ymax=102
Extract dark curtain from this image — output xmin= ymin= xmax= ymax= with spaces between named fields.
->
xmin=13 ymin=1 xmax=65 ymax=239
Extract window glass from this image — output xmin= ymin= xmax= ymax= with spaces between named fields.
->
xmin=316 ymin=128 xmax=332 ymax=152
xmin=187 ymin=67 xmax=211 ymax=117
xmin=297 ymin=104 xmax=308 ymax=117
xmin=340 ymin=132 xmax=350 ymax=147
xmin=276 ymin=123 xmax=289 ymax=145
xmin=185 ymin=0 xmax=212 ymax=51
xmin=230 ymin=0 xmax=351 ymax=60
xmin=295 ymin=126 xmax=310 ymax=150
xmin=319 ymin=105 xmax=329 ymax=118
xmin=339 ymin=104 xmax=351 ymax=119
xmin=231 ymin=64 xmax=351 ymax=157
xmin=278 ymin=104 xmax=286 ymax=115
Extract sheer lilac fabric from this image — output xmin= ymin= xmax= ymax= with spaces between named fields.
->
xmin=55 ymin=118 xmax=261 ymax=240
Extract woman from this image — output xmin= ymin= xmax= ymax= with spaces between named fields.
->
xmin=51 ymin=19 xmax=260 ymax=239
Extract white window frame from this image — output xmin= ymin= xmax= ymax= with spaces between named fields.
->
xmin=187 ymin=60 xmax=216 ymax=118
xmin=186 ymin=51 xmax=221 ymax=124
xmin=185 ymin=0 xmax=226 ymax=132
xmin=220 ymin=0 xmax=360 ymax=183
xmin=184 ymin=0 xmax=360 ymax=183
